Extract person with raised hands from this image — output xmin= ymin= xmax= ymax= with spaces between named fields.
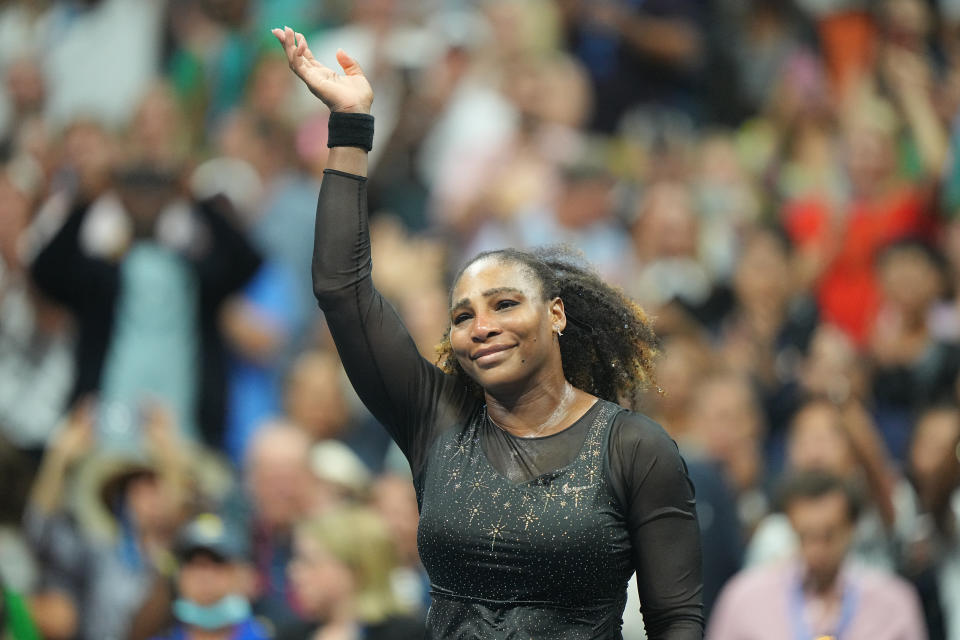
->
xmin=271 ymin=26 xmax=703 ymax=640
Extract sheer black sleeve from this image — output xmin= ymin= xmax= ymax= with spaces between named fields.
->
xmin=608 ymin=412 xmax=704 ymax=639
xmin=312 ymin=170 xmax=473 ymax=474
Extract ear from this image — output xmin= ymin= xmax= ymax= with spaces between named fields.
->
xmin=549 ymin=296 xmax=566 ymax=334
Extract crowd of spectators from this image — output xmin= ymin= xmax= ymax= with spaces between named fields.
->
xmin=1 ymin=0 xmax=960 ymax=638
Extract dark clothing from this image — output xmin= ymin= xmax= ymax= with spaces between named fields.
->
xmin=683 ymin=458 xmax=743 ymax=621
xmin=421 ymin=399 xmax=633 ymax=638
xmin=312 ymin=170 xmax=703 ymax=639
xmin=276 ymin=616 xmax=424 ymax=640
xmin=30 ymin=194 xmax=261 ymax=448
xmin=564 ymin=0 xmax=707 ymax=132
xmin=871 ymin=340 xmax=960 ymax=462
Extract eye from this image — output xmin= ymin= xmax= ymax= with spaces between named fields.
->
xmin=496 ymin=299 xmax=518 ymax=310
xmin=453 ymin=312 xmax=472 ymax=325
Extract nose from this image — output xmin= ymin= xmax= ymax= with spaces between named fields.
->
xmin=471 ymin=309 xmax=501 ymax=342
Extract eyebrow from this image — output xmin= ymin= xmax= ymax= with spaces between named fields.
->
xmin=449 ymin=287 xmax=525 ymax=314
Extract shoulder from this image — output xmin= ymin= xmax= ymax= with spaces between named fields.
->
xmin=717 ymin=562 xmax=791 ymax=607
xmin=610 ymin=407 xmax=673 ymax=444
xmin=850 ymin=565 xmax=921 ymax=606
xmin=710 ymin=563 xmax=792 ymax=636
xmin=845 ymin=565 xmax=926 ymax=631
xmin=609 ymin=407 xmax=682 ymax=461
xmin=606 ymin=406 xmax=695 ymax=501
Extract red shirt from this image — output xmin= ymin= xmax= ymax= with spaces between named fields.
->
xmin=785 ymin=188 xmax=934 ymax=345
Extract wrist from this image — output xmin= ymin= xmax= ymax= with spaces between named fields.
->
xmin=328 ymin=111 xmax=374 ymax=151
xmin=335 ymin=103 xmax=372 ymax=115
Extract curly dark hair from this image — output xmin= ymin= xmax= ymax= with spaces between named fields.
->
xmin=435 ymin=246 xmax=658 ymax=410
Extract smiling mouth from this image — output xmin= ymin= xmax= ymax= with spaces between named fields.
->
xmin=471 ymin=345 xmax=515 ymax=361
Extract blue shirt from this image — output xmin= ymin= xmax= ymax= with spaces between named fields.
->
xmin=151 ymin=618 xmax=270 ymax=640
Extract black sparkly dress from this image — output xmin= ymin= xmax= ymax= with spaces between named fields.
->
xmin=313 ymin=170 xmax=704 ymax=639
xmin=419 ymin=399 xmax=635 ymax=638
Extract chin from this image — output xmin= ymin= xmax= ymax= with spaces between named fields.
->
xmin=470 ymin=364 xmax=535 ymax=395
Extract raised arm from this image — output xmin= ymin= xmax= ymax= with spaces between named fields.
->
xmin=272 ymin=28 xmax=468 ymax=469
xmin=30 ymin=199 xmax=118 ymax=312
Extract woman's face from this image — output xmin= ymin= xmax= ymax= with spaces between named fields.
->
xmin=449 ymin=258 xmax=563 ymax=394
xmin=289 ymin=534 xmax=354 ymax=620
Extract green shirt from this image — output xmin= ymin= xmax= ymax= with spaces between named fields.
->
xmin=2 ymin=589 xmax=39 ymax=640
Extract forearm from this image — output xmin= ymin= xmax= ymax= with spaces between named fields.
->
xmin=29 ymin=453 xmax=71 ymax=515
xmin=220 ymin=298 xmax=286 ymax=364
xmin=311 ymin=168 xmax=454 ymax=467
xmin=194 ymin=196 xmax=262 ymax=299
xmin=155 ymin=452 xmax=189 ymax=516
xmin=29 ymin=202 xmax=100 ymax=308
xmin=326 ymin=146 xmax=368 ymax=178
xmin=899 ymin=91 xmax=949 ymax=178
xmin=645 ymin=617 xmax=705 ymax=640
xmin=620 ymin=16 xmax=702 ymax=67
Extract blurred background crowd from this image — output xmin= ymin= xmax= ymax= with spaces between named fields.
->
xmin=1 ymin=0 xmax=960 ymax=638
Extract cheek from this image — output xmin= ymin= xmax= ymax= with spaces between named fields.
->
xmin=449 ymin=325 xmax=468 ymax=352
xmin=179 ymin=570 xmax=203 ymax=600
xmin=448 ymin=328 xmax=473 ymax=367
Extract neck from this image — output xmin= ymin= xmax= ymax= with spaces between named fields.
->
xmin=803 ymin=567 xmax=842 ymax=598
xmin=484 ymin=371 xmax=587 ymax=438
xmin=901 ymin=309 xmax=928 ymax=332
xmin=322 ymin=599 xmax=358 ymax=634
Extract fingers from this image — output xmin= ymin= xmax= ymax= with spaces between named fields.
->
xmin=271 ymin=26 xmax=297 ymax=67
xmin=272 ymin=27 xmax=324 ymax=69
xmin=295 ymin=31 xmax=317 ymax=62
xmin=336 ymin=48 xmax=365 ymax=77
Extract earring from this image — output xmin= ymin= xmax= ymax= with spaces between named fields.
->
xmin=555 ymin=326 xmax=563 ymax=337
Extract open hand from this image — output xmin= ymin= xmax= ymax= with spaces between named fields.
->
xmin=271 ymin=26 xmax=373 ymax=114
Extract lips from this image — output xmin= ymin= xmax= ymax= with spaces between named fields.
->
xmin=470 ymin=344 xmax=515 ymax=361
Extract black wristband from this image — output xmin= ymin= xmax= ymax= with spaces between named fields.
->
xmin=327 ymin=112 xmax=374 ymax=151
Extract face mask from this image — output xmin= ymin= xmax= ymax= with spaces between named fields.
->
xmin=173 ymin=594 xmax=251 ymax=630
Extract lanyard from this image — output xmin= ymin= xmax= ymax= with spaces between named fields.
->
xmin=789 ymin=570 xmax=859 ymax=640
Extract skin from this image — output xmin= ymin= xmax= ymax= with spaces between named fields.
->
xmin=272 ymin=27 xmax=597 ymax=439
xmin=178 ymin=553 xmax=245 ymax=607
xmin=284 ymin=352 xmax=350 ymax=441
xmin=910 ymin=408 xmax=960 ymax=510
xmin=288 ymin=534 xmax=356 ymax=623
xmin=786 ymin=491 xmax=856 ymax=595
xmin=178 ymin=552 xmax=252 ymax=640
xmin=787 ymin=403 xmax=857 ymax=477
xmin=448 ymin=257 xmax=596 ymax=437
xmin=245 ymin=423 xmax=313 ymax=530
